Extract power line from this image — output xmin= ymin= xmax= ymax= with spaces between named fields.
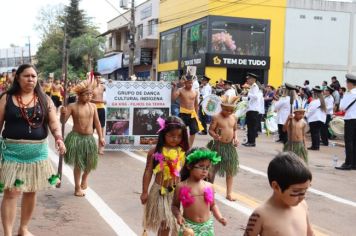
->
xmin=159 ymin=0 xmax=248 ymax=25
xmin=102 ymin=0 xmax=131 ymax=23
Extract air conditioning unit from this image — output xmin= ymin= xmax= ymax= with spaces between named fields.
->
xmin=120 ymin=0 xmax=129 ymax=9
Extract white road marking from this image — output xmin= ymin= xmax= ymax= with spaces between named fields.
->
xmin=49 ymin=148 xmax=137 ymax=236
xmin=65 ymin=119 xmax=356 ymax=208
xmin=123 ymin=150 xmax=356 ymax=208
xmin=239 ymin=165 xmax=356 ymax=208
xmin=214 ymin=194 xmax=252 ymax=216
xmin=122 ymin=150 xmax=253 ymax=216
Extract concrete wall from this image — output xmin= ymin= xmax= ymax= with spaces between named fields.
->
xmin=284 ymin=0 xmax=356 ymax=87
xmin=135 ymin=0 xmax=159 ymax=39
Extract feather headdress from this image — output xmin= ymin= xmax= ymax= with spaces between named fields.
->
xmin=220 ymin=95 xmax=240 ymax=108
xmin=293 ymin=97 xmax=308 ymax=112
xmin=73 ymin=80 xmax=95 ymax=95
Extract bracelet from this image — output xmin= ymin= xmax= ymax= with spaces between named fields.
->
xmin=55 ymin=135 xmax=63 ymax=142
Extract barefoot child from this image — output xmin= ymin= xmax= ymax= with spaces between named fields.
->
xmin=207 ymin=95 xmax=240 ymax=201
xmin=172 ymin=147 xmax=227 ymax=235
xmin=141 ymin=116 xmax=189 ymax=236
xmin=283 ymin=100 xmax=308 ymax=163
xmin=60 ymin=80 xmax=105 ymax=197
xmin=244 ymin=152 xmax=314 ymax=236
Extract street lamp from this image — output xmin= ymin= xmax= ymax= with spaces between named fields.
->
xmin=10 ymin=44 xmax=18 ymax=67
xmin=25 ymin=36 xmax=32 ymax=64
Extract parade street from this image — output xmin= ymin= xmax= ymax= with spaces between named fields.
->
xmin=1 ymin=121 xmax=355 ymax=236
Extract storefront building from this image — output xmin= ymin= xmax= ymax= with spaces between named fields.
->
xmin=157 ymin=0 xmax=287 ymax=87
xmin=98 ymin=0 xmax=159 ymax=81
xmin=283 ymin=0 xmax=356 ymax=87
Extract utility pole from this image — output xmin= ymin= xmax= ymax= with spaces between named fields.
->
xmin=128 ymin=0 xmax=136 ymax=78
xmin=27 ymin=36 xmax=32 ymax=64
xmin=57 ymin=22 xmax=68 ymax=188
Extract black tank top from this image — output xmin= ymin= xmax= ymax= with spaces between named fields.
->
xmin=2 ymin=95 xmax=48 ymax=140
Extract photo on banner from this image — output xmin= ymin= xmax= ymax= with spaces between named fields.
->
xmin=104 ymin=81 xmax=171 ymax=151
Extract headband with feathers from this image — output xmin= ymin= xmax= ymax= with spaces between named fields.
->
xmin=220 ymin=95 xmax=240 ymax=108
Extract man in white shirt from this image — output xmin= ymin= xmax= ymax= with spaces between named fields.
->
xmin=223 ymin=80 xmax=236 ymax=97
xmin=274 ymin=86 xmax=291 ymax=143
xmin=320 ymin=86 xmax=335 ymax=146
xmin=336 ymin=74 xmax=356 ymax=170
xmin=243 ymin=73 xmax=260 ymax=147
xmin=199 ymin=75 xmax=212 ymax=134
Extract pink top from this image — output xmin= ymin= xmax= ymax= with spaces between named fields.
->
xmin=179 ymin=185 xmax=214 ymax=208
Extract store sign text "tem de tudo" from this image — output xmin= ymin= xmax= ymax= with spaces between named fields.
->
xmin=206 ymin=53 xmax=270 ymax=69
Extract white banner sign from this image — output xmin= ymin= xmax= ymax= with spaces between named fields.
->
xmin=104 ymin=81 xmax=171 ymax=151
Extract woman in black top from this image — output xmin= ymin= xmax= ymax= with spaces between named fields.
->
xmin=0 ymin=64 xmax=66 ymax=236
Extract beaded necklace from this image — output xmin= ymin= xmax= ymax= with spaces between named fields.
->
xmin=15 ymin=93 xmax=44 ymax=133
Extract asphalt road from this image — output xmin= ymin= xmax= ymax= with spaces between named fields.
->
xmin=1 ymin=126 xmax=355 ymax=236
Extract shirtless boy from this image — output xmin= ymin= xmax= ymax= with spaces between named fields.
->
xmin=207 ymin=95 xmax=240 ymax=201
xmin=60 ymin=80 xmax=105 ymax=197
xmin=244 ymin=152 xmax=314 ymax=236
xmin=44 ymin=76 xmax=53 ymax=96
xmin=91 ymin=72 xmax=106 ymax=155
xmin=51 ymin=78 xmax=63 ymax=111
xmin=172 ymin=74 xmax=204 ymax=147
xmin=283 ymin=108 xmax=308 ymax=163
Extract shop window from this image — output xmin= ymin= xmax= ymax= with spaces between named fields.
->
xmin=137 ymin=24 xmax=143 ymax=39
xmin=182 ymin=21 xmax=208 ymax=58
xmin=108 ymin=37 xmax=113 ymax=49
xmin=211 ymin=20 xmax=267 ymax=56
xmin=159 ymin=29 xmax=180 ymax=63
xmin=158 ymin=70 xmax=179 ymax=82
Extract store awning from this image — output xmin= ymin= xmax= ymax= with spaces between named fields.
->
xmin=97 ymin=24 xmax=129 ymax=37
xmin=97 ymin=53 xmax=122 ymax=75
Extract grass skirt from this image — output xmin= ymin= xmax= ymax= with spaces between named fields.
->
xmin=144 ymin=182 xmax=178 ymax=233
xmin=283 ymin=141 xmax=308 ymax=163
xmin=207 ymin=140 xmax=239 ymax=177
xmin=0 ymin=139 xmax=56 ymax=192
xmin=64 ymin=131 xmax=98 ymax=171
xmin=0 ymin=159 xmax=55 ymax=192
xmin=179 ymin=217 xmax=214 ymax=236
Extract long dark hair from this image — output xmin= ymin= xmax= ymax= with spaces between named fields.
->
xmin=154 ymin=116 xmax=189 ymax=153
xmin=153 ymin=116 xmax=189 ymax=166
xmin=0 ymin=64 xmax=49 ymax=122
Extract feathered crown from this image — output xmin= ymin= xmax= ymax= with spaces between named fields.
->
xmin=293 ymin=97 xmax=308 ymax=112
xmin=73 ymin=80 xmax=95 ymax=95
xmin=220 ymin=95 xmax=240 ymax=108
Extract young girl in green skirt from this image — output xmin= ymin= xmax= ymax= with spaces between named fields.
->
xmin=172 ymin=147 xmax=227 ymax=236
xmin=60 ymin=80 xmax=105 ymax=197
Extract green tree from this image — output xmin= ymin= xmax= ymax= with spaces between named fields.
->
xmin=65 ymin=0 xmax=86 ymax=39
xmin=70 ymin=32 xmax=105 ymax=71
xmin=35 ymin=2 xmax=104 ymax=79
xmin=34 ymin=4 xmax=64 ymax=40
xmin=35 ymin=30 xmax=64 ymax=79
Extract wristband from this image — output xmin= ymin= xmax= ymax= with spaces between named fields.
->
xmin=55 ymin=135 xmax=63 ymax=142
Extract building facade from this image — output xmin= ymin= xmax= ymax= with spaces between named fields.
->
xmin=157 ymin=0 xmax=287 ymax=87
xmin=99 ymin=0 xmax=159 ymax=80
xmin=283 ymin=0 xmax=356 ymax=87
xmin=0 ymin=46 xmax=32 ymax=73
